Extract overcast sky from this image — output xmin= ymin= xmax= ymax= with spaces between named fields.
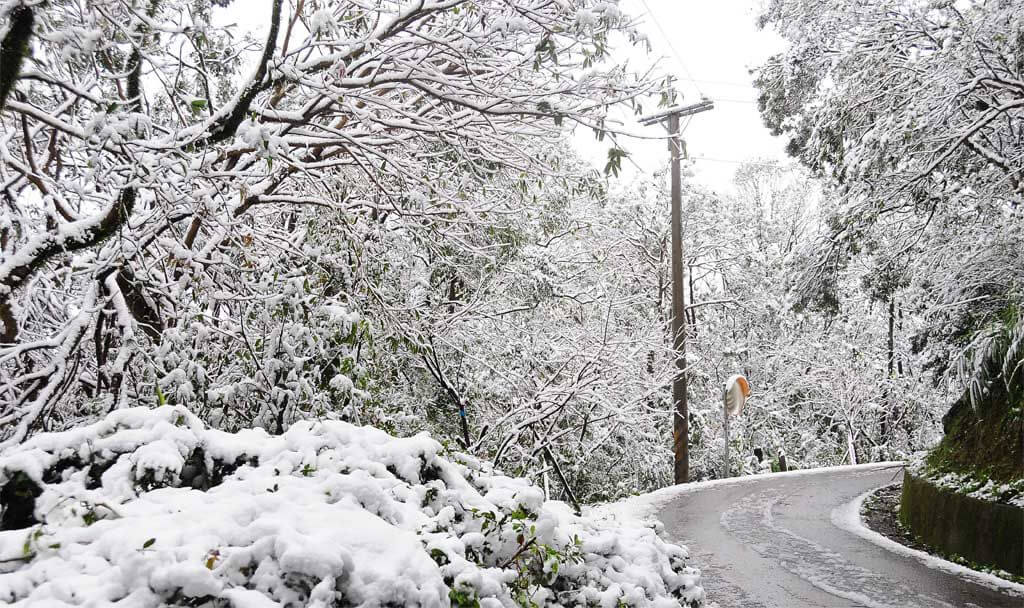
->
xmin=575 ymin=0 xmax=791 ymax=192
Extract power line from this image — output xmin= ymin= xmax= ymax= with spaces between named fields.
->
xmin=680 ymin=78 xmax=758 ymax=89
xmin=691 ymin=156 xmax=784 ymax=166
xmin=713 ymin=97 xmax=759 ymax=105
xmin=637 ymin=0 xmax=705 ymax=99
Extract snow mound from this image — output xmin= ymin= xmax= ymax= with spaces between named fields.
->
xmin=0 ymin=406 xmax=704 ymax=607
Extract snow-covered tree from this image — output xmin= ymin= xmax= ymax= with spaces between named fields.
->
xmin=0 ymin=0 xmax=656 ymax=446
xmin=355 ymin=160 xmax=679 ymax=502
xmin=754 ymin=0 xmax=1024 ymax=386
xmin=674 ymin=163 xmax=945 ymax=478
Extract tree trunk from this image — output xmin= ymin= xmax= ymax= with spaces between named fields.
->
xmin=846 ymin=422 xmax=858 ymax=465
xmin=881 ymin=296 xmax=896 ymax=437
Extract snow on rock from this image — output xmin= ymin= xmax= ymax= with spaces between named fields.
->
xmin=0 ymin=406 xmax=704 ymax=607
xmin=906 ymin=453 xmax=1024 ymax=507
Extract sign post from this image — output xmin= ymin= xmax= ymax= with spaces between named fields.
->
xmin=722 ymin=374 xmax=751 ymax=478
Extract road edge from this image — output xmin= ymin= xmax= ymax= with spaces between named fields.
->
xmin=830 ymin=482 xmax=1024 ymax=598
xmin=592 ymin=461 xmax=906 ymax=523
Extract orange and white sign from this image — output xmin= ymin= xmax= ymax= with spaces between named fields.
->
xmin=724 ymin=374 xmax=751 ymax=417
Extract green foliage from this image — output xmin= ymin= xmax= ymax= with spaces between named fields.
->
xmin=463 ymin=502 xmax=587 ymax=605
xmin=927 ymin=377 xmax=1023 ymax=493
xmin=603 ymin=147 xmax=628 ymax=177
xmin=22 ymin=528 xmax=41 ymax=556
xmin=957 ymin=307 xmax=1024 ymax=413
xmin=449 ymin=588 xmax=481 ymax=608
xmin=532 ymin=35 xmax=558 ymax=71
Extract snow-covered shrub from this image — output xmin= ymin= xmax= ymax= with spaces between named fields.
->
xmin=0 ymin=406 xmax=704 ymax=607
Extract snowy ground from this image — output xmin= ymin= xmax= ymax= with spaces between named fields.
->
xmin=0 ymin=406 xmax=704 ymax=607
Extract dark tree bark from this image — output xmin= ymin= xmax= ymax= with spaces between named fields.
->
xmin=0 ymin=5 xmax=33 ymax=112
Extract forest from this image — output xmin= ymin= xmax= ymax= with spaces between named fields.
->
xmin=0 ymin=0 xmax=1021 ymax=606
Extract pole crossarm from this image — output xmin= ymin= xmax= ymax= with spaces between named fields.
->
xmin=638 ymin=99 xmax=715 ymax=126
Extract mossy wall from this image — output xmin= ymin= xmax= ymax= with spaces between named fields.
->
xmin=900 ymin=471 xmax=1023 ymax=575
xmin=933 ymin=384 xmax=1023 ymax=485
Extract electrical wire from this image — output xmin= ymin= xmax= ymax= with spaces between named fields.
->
xmin=714 ymin=98 xmax=759 ymax=105
xmin=637 ymin=0 xmax=706 ymax=99
xmin=691 ymin=157 xmax=783 ymax=166
xmin=678 ymin=78 xmax=758 ymax=89
xmin=628 ymin=3 xmax=777 ymax=174
xmin=635 ymin=1 xmax=764 ymax=115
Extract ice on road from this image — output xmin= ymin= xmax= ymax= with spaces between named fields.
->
xmin=654 ymin=464 xmax=1021 ymax=608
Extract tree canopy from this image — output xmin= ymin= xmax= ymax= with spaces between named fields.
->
xmin=0 ymin=0 xmax=654 ymax=448
xmin=754 ymin=0 xmax=1023 ymax=378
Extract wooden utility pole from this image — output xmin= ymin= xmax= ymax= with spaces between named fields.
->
xmin=640 ymin=98 xmax=714 ymax=484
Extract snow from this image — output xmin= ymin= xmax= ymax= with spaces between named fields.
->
xmin=0 ymin=406 xmax=704 ymax=607
xmin=906 ymin=455 xmax=1024 ymax=507
xmin=318 ymin=305 xmax=360 ymax=328
xmin=309 ymin=9 xmax=335 ymax=35
xmin=830 ymin=483 xmax=1024 ymax=598
xmin=576 ymin=9 xmax=600 ymax=28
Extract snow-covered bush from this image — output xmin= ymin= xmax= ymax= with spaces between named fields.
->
xmin=0 ymin=406 xmax=704 ymax=607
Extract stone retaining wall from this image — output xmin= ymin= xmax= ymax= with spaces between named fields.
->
xmin=900 ymin=470 xmax=1023 ymax=575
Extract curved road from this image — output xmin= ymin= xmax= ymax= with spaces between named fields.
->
xmin=657 ymin=464 xmax=1021 ymax=608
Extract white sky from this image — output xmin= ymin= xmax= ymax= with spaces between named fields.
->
xmin=573 ymin=0 xmax=790 ymax=192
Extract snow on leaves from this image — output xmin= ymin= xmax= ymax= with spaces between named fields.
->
xmin=0 ymin=0 xmax=656 ymax=445
xmin=0 ymin=406 xmax=704 ymax=607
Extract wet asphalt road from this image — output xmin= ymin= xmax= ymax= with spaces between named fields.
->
xmin=657 ymin=464 xmax=1022 ymax=608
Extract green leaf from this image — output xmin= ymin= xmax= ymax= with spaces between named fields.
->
xmin=142 ymin=538 xmax=156 ymax=549
xmin=604 ymin=147 xmax=629 ymax=177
